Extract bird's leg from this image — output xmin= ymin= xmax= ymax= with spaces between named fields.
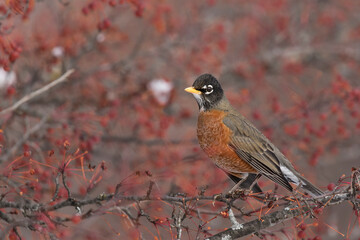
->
xmin=228 ymin=173 xmax=262 ymax=195
xmin=228 ymin=177 xmax=247 ymax=194
xmin=248 ymin=174 xmax=261 ymax=192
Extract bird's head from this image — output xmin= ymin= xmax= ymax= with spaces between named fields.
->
xmin=185 ymin=74 xmax=224 ymax=111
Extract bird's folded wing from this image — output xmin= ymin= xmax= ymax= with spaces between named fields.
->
xmin=223 ymin=114 xmax=293 ymax=192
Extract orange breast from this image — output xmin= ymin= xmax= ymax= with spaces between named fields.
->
xmin=197 ymin=110 xmax=257 ymax=174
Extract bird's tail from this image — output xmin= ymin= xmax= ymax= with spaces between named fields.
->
xmin=298 ymin=175 xmax=323 ymax=197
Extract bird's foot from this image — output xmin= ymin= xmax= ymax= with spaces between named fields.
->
xmin=212 ymin=193 xmax=224 ymax=206
xmin=213 ymin=193 xmax=223 ymax=200
xmin=227 ymin=188 xmax=251 ymax=199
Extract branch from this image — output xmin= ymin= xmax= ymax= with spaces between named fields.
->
xmin=0 ymin=169 xmax=358 ymax=239
xmin=0 ymin=69 xmax=75 ymax=116
xmin=207 ymin=193 xmax=355 ymax=240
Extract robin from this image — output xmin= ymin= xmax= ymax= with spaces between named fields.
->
xmin=185 ymin=74 xmax=323 ymax=196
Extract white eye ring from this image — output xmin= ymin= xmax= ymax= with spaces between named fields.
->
xmin=205 ymin=85 xmax=213 ymax=94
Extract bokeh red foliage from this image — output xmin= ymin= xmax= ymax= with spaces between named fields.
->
xmin=0 ymin=0 xmax=359 ymax=239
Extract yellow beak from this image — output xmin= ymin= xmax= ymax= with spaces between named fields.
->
xmin=184 ymin=87 xmax=201 ymax=94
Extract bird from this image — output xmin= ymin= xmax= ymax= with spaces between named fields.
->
xmin=185 ymin=74 xmax=323 ymax=196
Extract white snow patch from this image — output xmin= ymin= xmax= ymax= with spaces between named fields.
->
xmin=228 ymin=209 xmax=243 ymax=230
xmin=221 ymin=235 xmax=232 ymax=240
xmin=0 ymin=68 xmax=16 ymax=89
xmin=96 ymin=33 xmax=106 ymax=43
xmin=51 ymin=46 xmax=64 ymax=58
xmin=148 ymin=78 xmax=173 ymax=105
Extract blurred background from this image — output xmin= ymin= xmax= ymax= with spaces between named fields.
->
xmin=0 ymin=0 xmax=360 ymax=239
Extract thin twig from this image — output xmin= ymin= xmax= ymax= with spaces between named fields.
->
xmin=0 ymin=69 xmax=75 ymax=116
xmin=62 ymin=172 xmax=72 ymax=199
xmin=51 ymin=172 xmax=62 ymax=201
xmin=175 ymin=209 xmax=184 ymax=239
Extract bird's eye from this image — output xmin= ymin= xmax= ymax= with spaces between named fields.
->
xmin=205 ymin=85 xmax=213 ymax=95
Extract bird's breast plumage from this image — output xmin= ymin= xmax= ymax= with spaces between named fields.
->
xmin=197 ymin=110 xmax=257 ymax=174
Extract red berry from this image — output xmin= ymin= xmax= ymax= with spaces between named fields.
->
xmin=108 ymin=109 xmax=117 ymax=119
xmin=319 ymin=113 xmax=327 ymax=121
xmin=100 ymin=118 xmax=108 ymax=127
xmin=331 ymin=104 xmax=339 ymax=113
xmin=23 ymin=150 xmax=31 ymax=157
xmin=135 ymin=3 xmax=144 ymax=17
xmin=314 ymin=208 xmax=323 ymax=215
xmin=252 ymin=110 xmax=261 ymax=120
xmin=15 ymin=46 xmax=22 ymax=53
xmin=103 ymin=19 xmax=111 ymax=29
xmin=297 ymin=230 xmax=306 ymax=238
xmin=327 ymin=183 xmax=336 ymax=191
xmin=88 ymin=2 xmax=95 ymax=10
xmin=81 ymin=7 xmax=89 ymax=15
xmin=79 ymin=142 xmax=87 ymax=151
xmin=9 ymin=52 xmax=20 ymax=62
xmin=79 ymin=186 xmax=87 ymax=196
xmin=299 ymin=223 xmax=307 ymax=230
xmin=8 ymin=231 xmax=18 ymax=240
xmin=48 ymin=150 xmax=54 ymax=157
xmin=109 ymin=0 xmax=116 ymax=7
xmin=71 ymin=215 xmax=82 ymax=224
xmin=6 ymin=86 xmax=16 ymax=96
xmin=3 ymin=64 xmax=10 ymax=71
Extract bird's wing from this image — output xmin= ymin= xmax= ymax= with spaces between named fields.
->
xmin=223 ymin=114 xmax=293 ymax=192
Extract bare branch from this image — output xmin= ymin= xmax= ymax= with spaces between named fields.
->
xmin=62 ymin=171 xmax=72 ymax=199
xmin=0 ymin=69 xmax=75 ymax=116
xmin=0 ymin=169 xmax=358 ymax=239
xmin=207 ymin=192 xmax=354 ymax=240
xmin=51 ymin=172 xmax=62 ymax=201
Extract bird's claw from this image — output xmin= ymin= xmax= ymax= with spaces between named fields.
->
xmin=227 ymin=188 xmax=250 ymax=198
xmin=212 ymin=193 xmax=223 ymax=206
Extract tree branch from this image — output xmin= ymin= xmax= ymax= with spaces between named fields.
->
xmin=0 ymin=170 xmax=358 ymax=239
xmin=0 ymin=69 xmax=75 ymax=116
xmin=207 ymin=192 xmax=356 ymax=239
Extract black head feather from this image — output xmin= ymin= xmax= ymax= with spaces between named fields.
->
xmin=191 ymin=74 xmax=224 ymax=111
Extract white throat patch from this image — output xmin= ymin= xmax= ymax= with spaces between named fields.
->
xmin=192 ymin=93 xmax=205 ymax=111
